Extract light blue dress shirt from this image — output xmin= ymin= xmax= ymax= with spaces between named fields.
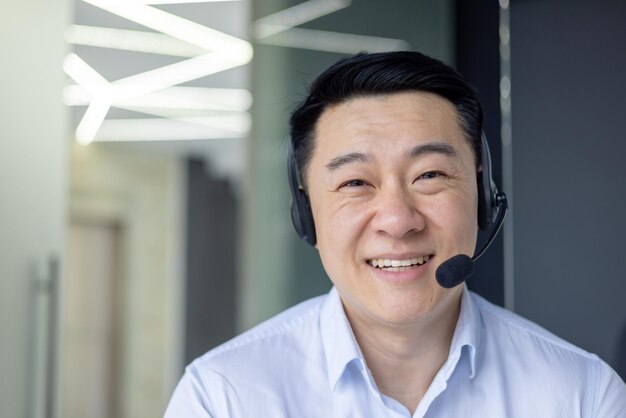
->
xmin=165 ymin=286 xmax=626 ymax=417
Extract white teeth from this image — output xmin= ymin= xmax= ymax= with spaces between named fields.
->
xmin=368 ymin=256 xmax=431 ymax=269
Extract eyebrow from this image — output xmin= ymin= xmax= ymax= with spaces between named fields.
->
xmin=325 ymin=152 xmax=373 ymax=171
xmin=408 ymin=142 xmax=457 ymax=159
xmin=325 ymin=142 xmax=457 ymax=172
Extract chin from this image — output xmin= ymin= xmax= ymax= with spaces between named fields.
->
xmin=376 ymin=284 xmax=461 ymax=324
xmin=356 ymin=290 xmax=437 ymax=325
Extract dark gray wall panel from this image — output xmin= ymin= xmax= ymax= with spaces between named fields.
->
xmin=511 ymin=0 xmax=626 ymax=374
xmin=185 ymin=159 xmax=237 ymax=363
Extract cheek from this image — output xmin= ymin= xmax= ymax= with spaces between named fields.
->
xmin=312 ymin=199 xmax=373 ymax=273
xmin=453 ymin=192 xmax=479 ymax=248
xmin=315 ymin=211 xmax=360 ymax=288
xmin=316 ymin=202 xmax=371 ymax=249
xmin=424 ymin=191 xmax=478 ymax=238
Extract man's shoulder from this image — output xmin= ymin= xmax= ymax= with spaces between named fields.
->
xmin=470 ymin=291 xmax=605 ymax=374
xmin=189 ymin=293 xmax=328 ymax=377
xmin=472 ymin=291 xmax=595 ymax=357
xmin=468 ymin=291 xmax=626 ymax=415
xmin=165 ymin=294 xmax=332 ymax=417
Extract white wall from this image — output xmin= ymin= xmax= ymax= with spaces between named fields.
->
xmin=0 ymin=0 xmax=71 ymax=417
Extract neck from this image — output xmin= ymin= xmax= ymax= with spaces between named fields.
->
xmin=344 ymin=287 xmax=463 ymax=414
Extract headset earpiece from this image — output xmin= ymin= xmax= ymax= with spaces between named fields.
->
xmin=288 ymin=141 xmax=317 ymax=246
xmin=477 ymin=132 xmax=500 ymax=230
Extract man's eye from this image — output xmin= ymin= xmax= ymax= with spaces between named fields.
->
xmin=341 ymin=179 xmax=367 ymax=188
xmin=419 ymin=171 xmax=444 ymax=180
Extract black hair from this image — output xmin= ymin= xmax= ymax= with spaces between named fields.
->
xmin=289 ymin=51 xmax=483 ymax=186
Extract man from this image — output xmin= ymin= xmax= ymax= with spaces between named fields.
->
xmin=165 ymin=51 xmax=626 ymax=417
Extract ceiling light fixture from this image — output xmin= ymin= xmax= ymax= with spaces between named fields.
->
xmin=65 ymin=0 xmax=253 ymax=143
xmin=64 ymin=85 xmax=252 ymax=111
xmin=253 ymin=0 xmax=409 ymax=54
xmin=65 ymin=24 xmax=205 ymax=57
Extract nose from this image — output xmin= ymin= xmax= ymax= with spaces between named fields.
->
xmin=370 ymin=186 xmax=425 ymax=239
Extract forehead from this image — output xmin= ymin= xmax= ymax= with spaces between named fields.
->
xmin=312 ymin=92 xmax=468 ymax=159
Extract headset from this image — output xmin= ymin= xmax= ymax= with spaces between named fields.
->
xmin=288 ymin=132 xmax=507 ymax=259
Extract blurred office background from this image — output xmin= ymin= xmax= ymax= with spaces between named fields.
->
xmin=1 ymin=0 xmax=625 ymax=417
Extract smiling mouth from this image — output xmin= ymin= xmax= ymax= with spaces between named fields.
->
xmin=367 ymin=255 xmax=431 ymax=272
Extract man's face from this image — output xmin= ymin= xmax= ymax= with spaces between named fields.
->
xmin=306 ymin=92 xmax=478 ymax=326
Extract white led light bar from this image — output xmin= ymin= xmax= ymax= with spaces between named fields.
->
xmin=253 ymin=0 xmax=409 ymax=54
xmin=65 ymin=0 xmax=253 ymax=144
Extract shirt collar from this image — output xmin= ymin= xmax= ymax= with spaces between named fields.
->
xmin=320 ymin=287 xmax=363 ymax=389
xmin=448 ymin=284 xmax=482 ymax=379
xmin=320 ymin=284 xmax=483 ymax=389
